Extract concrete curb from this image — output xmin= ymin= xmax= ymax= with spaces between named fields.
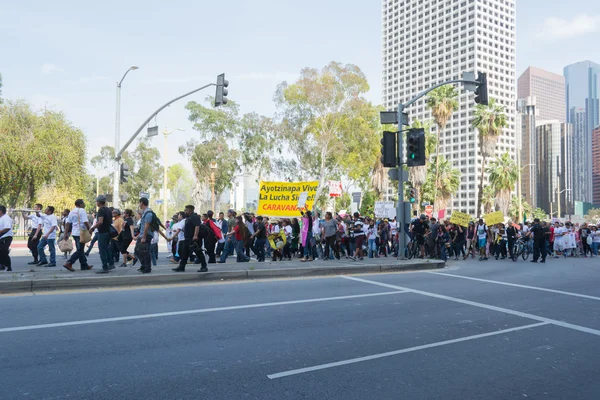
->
xmin=0 ymin=260 xmax=444 ymax=294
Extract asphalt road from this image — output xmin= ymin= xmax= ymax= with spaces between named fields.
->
xmin=2 ymin=256 xmax=600 ymax=399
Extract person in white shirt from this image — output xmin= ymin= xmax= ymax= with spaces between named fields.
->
xmin=36 ymin=206 xmax=59 ymax=267
xmin=0 ymin=205 xmax=14 ymax=272
xmin=63 ymin=199 xmax=93 ymax=271
xmin=23 ymin=203 xmax=43 ymax=265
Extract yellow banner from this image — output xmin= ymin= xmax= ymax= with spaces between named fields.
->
xmin=257 ymin=181 xmax=319 ymax=217
xmin=449 ymin=211 xmax=471 ymax=227
xmin=484 ymin=210 xmax=504 ymax=226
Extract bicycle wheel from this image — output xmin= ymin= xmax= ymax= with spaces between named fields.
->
xmin=522 ymin=245 xmax=530 ymax=260
xmin=511 ymin=245 xmax=518 ymax=262
xmin=406 ymin=242 xmax=415 ymax=259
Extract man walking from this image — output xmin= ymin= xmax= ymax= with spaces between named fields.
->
xmin=89 ymin=195 xmax=114 ymax=273
xmin=23 ymin=204 xmax=43 ymax=265
xmin=172 ymin=205 xmax=206 ymax=272
xmin=251 ymin=216 xmax=268 ymax=262
xmin=133 ymin=197 xmax=156 ymax=274
xmin=63 ymin=199 xmax=93 ymax=271
xmin=37 ymin=206 xmax=58 ymax=267
xmin=215 ymin=211 xmax=228 ymax=257
xmin=530 ymin=218 xmax=546 ymax=263
xmin=0 ymin=206 xmax=14 ymax=272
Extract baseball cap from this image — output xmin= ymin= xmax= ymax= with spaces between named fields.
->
xmin=420 ymin=214 xmax=426 ymax=219
xmin=96 ymin=195 xmax=107 ymax=203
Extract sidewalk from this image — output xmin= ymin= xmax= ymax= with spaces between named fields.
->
xmin=0 ymin=255 xmax=444 ymax=293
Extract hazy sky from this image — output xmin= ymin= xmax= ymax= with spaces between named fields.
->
xmin=2 ymin=0 xmax=599 ymax=176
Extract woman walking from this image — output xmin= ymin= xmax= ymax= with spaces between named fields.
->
xmin=118 ymin=209 xmax=136 ymax=267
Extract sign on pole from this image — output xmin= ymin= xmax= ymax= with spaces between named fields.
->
xmin=139 ymin=192 xmax=150 ymax=199
xmin=352 ymin=192 xmax=362 ymax=204
xmin=297 ymin=192 xmax=308 ymax=210
xmin=425 ymin=205 xmax=434 ymax=218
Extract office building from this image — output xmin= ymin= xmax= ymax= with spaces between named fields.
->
xmin=516 ymin=97 xmax=537 ymax=208
xmin=535 ymin=120 xmax=574 ymax=216
xmin=564 ymin=60 xmax=600 ymax=203
xmin=382 ymin=0 xmax=517 ymax=216
xmin=517 ymin=66 xmax=565 ymax=122
xmin=592 ymin=125 xmax=600 ymax=204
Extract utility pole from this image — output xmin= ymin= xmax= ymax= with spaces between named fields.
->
xmin=113 ymin=66 xmax=139 ymax=209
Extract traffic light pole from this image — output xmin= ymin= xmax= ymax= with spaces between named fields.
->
xmin=395 ymin=75 xmax=480 ymax=259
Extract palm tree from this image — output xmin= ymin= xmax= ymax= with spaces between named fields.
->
xmin=428 ymin=155 xmax=460 ymax=211
xmin=426 ymin=85 xmax=459 ymax=203
xmin=482 ymin=185 xmax=496 ymax=214
xmin=486 ymin=152 xmax=518 ymax=215
xmin=472 ymin=98 xmax=508 ymax=215
xmin=408 ymin=119 xmax=437 ymax=210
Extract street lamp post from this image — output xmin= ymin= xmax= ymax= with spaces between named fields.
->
xmin=209 ymin=162 xmax=218 ymax=211
xmin=113 ymin=65 xmax=139 ymax=209
xmin=161 ymin=128 xmax=184 ymax=225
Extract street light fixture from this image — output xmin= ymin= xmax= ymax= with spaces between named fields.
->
xmin=113 ymin=65 xmax=139 ymax=208
xmin=209 ymin=162 xmax=218 ymax=211
xmin=161 ymin=128 xmax=184 ymax=225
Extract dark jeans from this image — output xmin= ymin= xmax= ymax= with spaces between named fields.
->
xmin=135 ymin=235 xmax=153 ymax=272
xmin=533 ymin=240 xmax=546 ymax=262
xmin=205 ymin=237 xmax=216 ymax=263
xmin=178 ymin=239 xmax=207 ymax=270
xmin=110 ymin=240 xmax=120 ymax=263
xmin=27 ymin=230 xmax=41 ymax=261
xmin=507 ymin=238 xmax=515 ymax=259
xmin=0 ymin=237 xmax=12 ymax=269
xmin=97 ymin=232 xmax=113 ymax=270
xmin=68 ymin=236 xmax=90 ymax=269
xmin=87 ymin=233 xmax=99 ymax=254
xmin=254 ymin=238 xmax=267 ymax=261
xmin=324 ymin=235 xmax=340 ymax=259
xmin=453 ymin=240 xmax=466 ymax=258
xmin=235 ymin=240 xmax=250 ymax=262
xmin=151 ymin=243 xmax=158 ymax=266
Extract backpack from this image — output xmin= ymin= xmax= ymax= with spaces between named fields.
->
xmin=142 ymin=209 xmax=161 ymax=233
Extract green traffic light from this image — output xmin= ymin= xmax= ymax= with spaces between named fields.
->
xmin=410 ymin=154 xmax=415 ymax=159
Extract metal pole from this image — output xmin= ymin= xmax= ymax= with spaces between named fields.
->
xmin=163 ymin=132 xmax=169 ymax=226
xmin=518 ymin=152 xmax=523 ymax=223
xmin=116 ymin=83 xmax=215 ymax=160
xmin=397 ymin=104 xmax=406 ymax=259
xmin=211 ymin=171 xmax=215 ymax=211
xmin=113 ymin=82 xmax=121 ymax=208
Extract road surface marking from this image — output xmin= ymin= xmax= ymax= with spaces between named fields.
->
xmin=426 ymin=271 xmax=600 ymax=301
xmin=267 ymin=322 xmax=549 ymax=379
xmin=0 ymin=291 xmax=407 ymax=334
xmin=341 ymin=276 xmax=600 ymax=337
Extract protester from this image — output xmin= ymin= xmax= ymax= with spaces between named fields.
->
xmin=0 ymin=206 xmax=14 ymax=272
xmin=89 ymin=195 xmax=114 ymax=273
xmin=36 ymin=206 xmax=58 ymax=267
xmin=63 ymin=199 xmax=93 ymax=271
xmin=23 ymin=204 xmax=43 ymax=265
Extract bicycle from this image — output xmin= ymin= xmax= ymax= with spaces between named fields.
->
xmin=406 ymin=235 xmax=430 ymax=260
xmin=511 ymin=238 xmax=530 ymax=261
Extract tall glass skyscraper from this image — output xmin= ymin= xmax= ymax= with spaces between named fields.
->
xmin=564 ymin=60 xmax=600 ymax=203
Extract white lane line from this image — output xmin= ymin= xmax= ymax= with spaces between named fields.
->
xmin=426 ymin=271 xmax=600 ymax=301
xmin=268 ymin=322 xmax=549 ymax=379
xmin=0 ymin=291 xmax=407 ymax=334
xmin=341 ymin=276 xmax=600 ymax=337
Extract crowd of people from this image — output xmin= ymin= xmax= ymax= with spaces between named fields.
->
xmin=3 ymin=198 xmax=600 ymax=274
xmin=407 ymin=214 xmax=600 ymax=263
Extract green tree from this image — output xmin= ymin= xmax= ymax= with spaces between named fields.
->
xmin=472 ymin=98 xmax=508 ymax=215
xmin=584 ymin=208 xmax=600 ymax=221
xmin=481 ymin=185 xmax=496 ymax=214
xmin=0 ymin=101 xmax=86 ymax=207
xmin=422 ymin=156 xmax=460 ymax=211
xmin=167 ymin=163 xmax=193 ymax=215
xmin=532 ymin=208 xmax=547 ymax=221
xmin=509 ymin=196 xmax=533 ymax=222
xmin=275 ymin=61 xmax=381 ymax=201
xmin=486 ymin=152 xmax=518 ymax=215
xmin=425 ymin=85 xmax=459 ymax=203
xmin=239 ymin=112 xmax=278 ymax=180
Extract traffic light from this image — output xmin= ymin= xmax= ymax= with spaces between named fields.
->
xmin=406 ymin=128 xmax=426 ymax=167
xmin=120 ymin=163 xmax=131 ymax=183
xmin=380 ymin=131 xmax=397 ymax=168
xmin=408 ymin=187 xmax=418 ymax=204
xmin=215 ymin=73 xmax=229 ymax=107
xmin=474 ymin=72 xmax=488 ymax=106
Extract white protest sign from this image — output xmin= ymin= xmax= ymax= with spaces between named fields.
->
xmin=374 ymin=201 xmax=396 ymax=218
xmin=297 ymin=192 xmax=308 ymax=209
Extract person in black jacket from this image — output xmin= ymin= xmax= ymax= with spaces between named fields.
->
xmin=506 ymin=221 xmax=518 ymax=261
xmin=530 ymin=218 xmax=546 ymax=263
